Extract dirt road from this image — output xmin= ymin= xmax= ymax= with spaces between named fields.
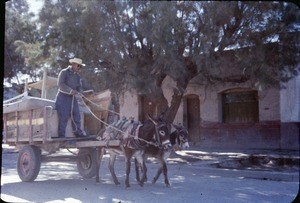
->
xmin=1 ymin=145 xmax=298 ymax=203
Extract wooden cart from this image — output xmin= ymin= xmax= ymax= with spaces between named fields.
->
xmin=2 ymin=90 xmax=120 ymax=182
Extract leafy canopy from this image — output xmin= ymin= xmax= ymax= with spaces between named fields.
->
xmin=5 ymin=1 xmax=299 ymax=121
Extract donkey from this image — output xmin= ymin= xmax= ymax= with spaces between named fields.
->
xmin=96 ymin=114 xmax=172 ymax=188
xmin=134 ymin=123 xmax=189 ymax=187
xmin=169 ymin=124 xmax=189 ymax=151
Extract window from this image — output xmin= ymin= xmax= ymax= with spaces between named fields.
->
xmin=221 ymin=89 xmax=259 ymax=123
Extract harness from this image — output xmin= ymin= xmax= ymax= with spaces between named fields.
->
xmin=154 ymin=122 xmax=169 ymax=148
xmin=77 ymin=93 xmax=171 ymax=150
xmin=125 ymin=122 xmax=168 ymax=150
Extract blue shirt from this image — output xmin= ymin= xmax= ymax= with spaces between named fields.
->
xmin=57 ymin=66 xmax=88 ymax=94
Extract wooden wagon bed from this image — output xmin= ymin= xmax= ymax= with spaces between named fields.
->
xmin=2 ymin=89 xmax=121 ymax=182
xmin=3 ymin=90 xmax=115 ymax=150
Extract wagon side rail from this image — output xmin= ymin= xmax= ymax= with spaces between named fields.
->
xmin=3 ymin=106 xmax=58 ymax=145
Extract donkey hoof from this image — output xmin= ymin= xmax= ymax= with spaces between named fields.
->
xmin=141 ymin=177 xmax=147 ymax=183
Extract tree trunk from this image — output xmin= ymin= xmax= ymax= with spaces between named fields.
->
xmin=165 ymin=81 xmax=189 ymax=124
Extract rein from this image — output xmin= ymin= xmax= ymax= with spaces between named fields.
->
xmin=78 ymin=93 xmax=161 ymax=148
xmin=154 ymin=122 xmax=169 ymax=149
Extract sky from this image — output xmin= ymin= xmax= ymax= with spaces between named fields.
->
xmin=27 ymin=0 xmax=44 ymax=15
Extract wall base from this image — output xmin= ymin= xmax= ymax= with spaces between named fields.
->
xmin=280 ymin=122 xmax=300 ymax=150
xmin=197 ymin=122 xmax=282 ymax=150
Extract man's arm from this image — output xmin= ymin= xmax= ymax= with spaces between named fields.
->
xmin=57 ymin=69 xmax=74 ymax=94
xmin=79 ymin=78 xmax=89 ymax=91
xmin=79 ymin=78 xmax=93 ymax=94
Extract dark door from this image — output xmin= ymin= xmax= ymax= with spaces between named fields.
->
xmin=184 ymin=95 xmax=200 ymax=143
xmin=138 ymin=95 xmax=157 ymax=122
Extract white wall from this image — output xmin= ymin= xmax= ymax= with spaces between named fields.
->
xmin=280 ymin=74 xmax=300 ymax=122
xmin=186 ymin=82 xmax=280 ymax=123
xmin=258 ymin=88 xmax=280 ymax=121
xmin=119 ymin=89 xmax=139 ymax=119
xmin=120 ymin=76 xmax=281 ymax=123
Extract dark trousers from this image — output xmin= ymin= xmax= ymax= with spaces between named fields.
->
xmin=55 ymin=92 xmax=84 ymax=137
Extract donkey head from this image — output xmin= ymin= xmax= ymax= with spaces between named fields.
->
xmin=172 ymin=124 xmax=190 ymax=150
xmin=148 ymin=113 xmax=172 ymax=150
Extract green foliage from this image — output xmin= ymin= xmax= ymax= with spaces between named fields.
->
xmin=5 ymin=0 xmax=35 ymax=82
xmin=5 ymin=1 xmax=299 ymax=121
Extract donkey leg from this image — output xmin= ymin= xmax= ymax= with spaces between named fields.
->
xmin=152 ymin=157 xmax=163 ymax=184
xmin=142 ymin=160 xmax=148 ymax=182
xmin=134 ymin=158 xmax=141 ymax=183
xmin=109 ymin=153 xmax=120 ymax=185
xmin=142 ymin=154 xmax=148 ymax=182
xmin=140 ymin=160 xmax=147 ymax=186
xmin=135 ymin=155 xmax=147 ymax=187
xmin=96 ymin=147 xmax=104 ymax=183
xmin=135 ymin=156 xmax=148 ymax=183
xmin=125 ymin=154 xmax=132 ymax=188
xmin=152 ymin=167 xmax=163 ymax=184
xmin=162 ymin=161 xmax=170 ymax=187
xmin=152 ymin=161 xmax=170 ymax=187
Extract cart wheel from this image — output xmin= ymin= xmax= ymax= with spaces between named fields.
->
xmin=77 ymin=148 xmax=98 ymax=179
xmin=17 ymin=145 xmax=41 ymax=182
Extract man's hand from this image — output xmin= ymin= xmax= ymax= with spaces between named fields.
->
xmin=70 ymin=89 xmax=79 ymax=95
xmin=82 ymin=90 xmax=94 ymax=95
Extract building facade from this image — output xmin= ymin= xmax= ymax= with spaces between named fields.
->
xmin=119 ymin=75 xmax=299 ymax=150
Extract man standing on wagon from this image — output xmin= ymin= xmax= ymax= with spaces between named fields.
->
xmin=54 ymin=57 xmax=89 ymax=139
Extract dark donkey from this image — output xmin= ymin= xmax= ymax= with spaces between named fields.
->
xmin=96 ymin=113 xmax=172 ymax=188
xmin=134 ymin=123 xmax=189 ymax=187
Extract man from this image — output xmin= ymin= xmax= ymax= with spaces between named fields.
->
xmin=54 ymin=57 xmax=89 ymax=139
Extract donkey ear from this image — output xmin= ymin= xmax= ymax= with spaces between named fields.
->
xmin=162 ymin=108 xmax=168 ymax=115
xmin=159 ymin=108 xmax=168 ymax=120
xmin=148 ymin=114 xmax=158 ymax=125
xmin=172 ymin=123 xmax=180 ymax=130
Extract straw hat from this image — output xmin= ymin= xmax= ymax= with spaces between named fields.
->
xmin=69 ymin=57 xmax=86 ymax=66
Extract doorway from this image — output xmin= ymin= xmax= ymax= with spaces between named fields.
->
xmin=138 ymin=95 xmax=157 ymax=122
xmin=183 ymin=95 xmax=200 ymax=143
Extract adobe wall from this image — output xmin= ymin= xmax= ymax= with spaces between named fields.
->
xmin=162 ymin=76 xmax=280 ymax=123
xmin=119 ymin=89 xmax=139 ymax=119
xmin=280 ymin=75 xmax=300 ymax=150
xmin=280 ymin=75 xmax=300 ymax=122
xmin=162 ymin=76 xmax=282 ymax=149
xmin=197 ymin=122 xmax=281 ymax=149
xmin=120 ymin=75 xmax=298 ymax=150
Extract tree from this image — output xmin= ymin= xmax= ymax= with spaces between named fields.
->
xmin=4 ymin=0 xmax=42 ymax=85
xmin=8 ymin=1 xmax=300 ymax=123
